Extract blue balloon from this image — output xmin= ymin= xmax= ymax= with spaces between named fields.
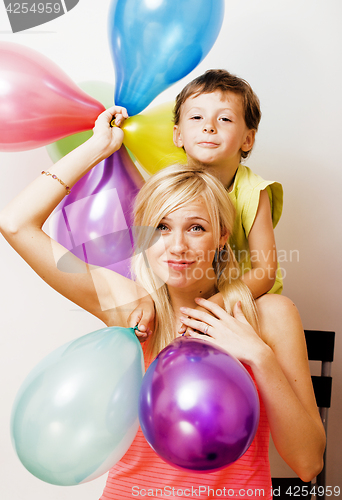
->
xmin=108 ymin=0 xmax=225 ymax=116
xmin=11 ymin=327 xmax=144 ymax=485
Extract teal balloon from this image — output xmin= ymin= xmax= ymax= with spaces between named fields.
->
xmin=108 ymin=0 xmax=225 ymax=116
xmin=11 ymin=327 xmax=144 ymax=486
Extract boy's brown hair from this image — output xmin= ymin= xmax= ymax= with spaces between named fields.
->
xmin=173 ymin=69 xmax=261 ymax=159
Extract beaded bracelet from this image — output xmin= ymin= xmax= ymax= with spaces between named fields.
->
xmin=41 ymin=170 xmax=71 ymax=195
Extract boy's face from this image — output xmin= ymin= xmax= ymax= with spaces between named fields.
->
xmin=173 ymin=90 xmax=255 ymax=171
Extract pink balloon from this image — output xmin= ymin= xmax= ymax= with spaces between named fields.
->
xmin=49 ymin=145 xmax=145 ymax=278
xmin=0 ymin=42 xmax=105 ymax=152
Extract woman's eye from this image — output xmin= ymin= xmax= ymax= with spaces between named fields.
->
xmin=190 ymin=225 xmax=205 ymax=232
xmin=156 ymin=223 xmax=168 ymax=232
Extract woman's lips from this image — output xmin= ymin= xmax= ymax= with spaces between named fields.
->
xmin=166 ymin=260 xmax=195 ymax=270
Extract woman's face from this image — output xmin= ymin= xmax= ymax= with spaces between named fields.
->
xmin=146 ymin=197 xmax=227 ymax=293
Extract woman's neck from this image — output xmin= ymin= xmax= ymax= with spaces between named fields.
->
xmin=168 ymin=283 xmax=218 ymax=333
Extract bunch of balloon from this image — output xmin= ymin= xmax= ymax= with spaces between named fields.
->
xmin=11 ymin=327 xmax=144 ymax=486
xmin=139 ymin=336 xmax=260 ymax=472
xmin=0 ymin=42 xmax=105 ymax=152
xmin=50 ymin=0 xmax=226 ymax=273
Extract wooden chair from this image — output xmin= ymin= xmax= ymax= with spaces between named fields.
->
xmin=271 ymin=330 xmax=335 ymax=500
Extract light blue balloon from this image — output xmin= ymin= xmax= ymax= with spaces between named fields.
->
xmin=108 ymin=0 xmax=225 ymax=116
xmin=11 ymin=327 xmax=144 ymax=486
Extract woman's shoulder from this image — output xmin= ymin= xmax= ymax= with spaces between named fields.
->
xmin=255 ymin=294 xmax=305 ymax=349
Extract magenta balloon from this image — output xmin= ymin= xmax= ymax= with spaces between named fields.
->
xmin=0 ymin=42 xmax=105 ymax=152
xmin=139 ymin=337 xmax=260 ymax=472
xmin=49 ymin=146 xmax=144 ymax=278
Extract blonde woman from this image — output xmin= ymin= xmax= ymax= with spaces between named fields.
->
xmin=0 ymin=107 xmax=325 ymax=499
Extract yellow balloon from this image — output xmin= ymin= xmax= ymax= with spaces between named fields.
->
xmin=122 ymin=102 xmax=187 ymax=175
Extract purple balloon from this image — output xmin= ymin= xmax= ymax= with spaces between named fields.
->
xmin=49 ymin=145 xmax=144 ymax=278
xmin=139 ymin=337 xmax=260 ymax=472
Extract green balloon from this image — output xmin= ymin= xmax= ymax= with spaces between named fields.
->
xmin=11 ymin=326 xmax=144 ymax=485
xmin=46 ymin=81 xmax=114 ymax=162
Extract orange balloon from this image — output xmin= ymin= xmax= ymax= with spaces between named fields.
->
xmin=122 ymin=102 xmax=187 ymax=175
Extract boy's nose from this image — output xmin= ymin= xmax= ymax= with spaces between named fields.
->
xmin=203 ymin=122 xmax=216 ymax=133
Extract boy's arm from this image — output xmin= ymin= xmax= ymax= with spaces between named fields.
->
xmin=241 ymin=189 xmax=278 ymax=298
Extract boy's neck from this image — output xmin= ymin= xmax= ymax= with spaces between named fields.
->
xmin=188 ymin=157 xmax=240 ymax=191
xmin=209 ymin=163 xmax=239 ymax=192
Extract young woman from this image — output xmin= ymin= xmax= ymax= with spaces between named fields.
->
xmin=0 ymin=107 xmax=325 ymax=499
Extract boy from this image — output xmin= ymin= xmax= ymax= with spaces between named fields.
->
xmin=172 ymin=69 xmax=283 ymax=299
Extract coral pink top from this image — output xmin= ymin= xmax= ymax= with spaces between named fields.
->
xmin=100 ymin=347 xmax=271 ymax=500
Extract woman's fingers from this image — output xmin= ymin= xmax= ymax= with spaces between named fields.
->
xmin=179 ymin=305 xmax=217 ymax=327
xmin=179 ymin=315 xmax=213 ymax=337
xmin=95 ymin=105 xmax=128 ymax=129
xmin=178 ymin=323 xmax=187 ymax=335
xmin=107 ymin=104 xmax=129 ymax=117
xmin=108 ymin=105 xmax=128 ymax=127
xmin=186 ymin=327 xmax=215 ymax=341
xmin=128 ymin=308 xmax=152 ymax=339
xmin=194 ymin=297 xmax=231 ymax=319
xmin=232 ymin=301 xmax=250 ymax=324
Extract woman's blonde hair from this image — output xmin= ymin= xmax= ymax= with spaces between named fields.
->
xmin=132 ymin=164 xmax=258 ymax=357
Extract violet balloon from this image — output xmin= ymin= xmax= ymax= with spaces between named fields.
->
xmin=49 ymin=146 xmax=144 ymax=278
xmin=139 ymin=337 xmax=260 ymax=472
xmin=0 ymin=42 xmax=105 ymax=152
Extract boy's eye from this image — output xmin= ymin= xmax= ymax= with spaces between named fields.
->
xmin=220 ymin=117 xmax=232 ymax=122
xmin=191 ymin=115 xmax=202 ymax=120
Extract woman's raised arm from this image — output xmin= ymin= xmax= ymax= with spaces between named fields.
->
xmin=0 ymin=106 xmax=148 ymax=326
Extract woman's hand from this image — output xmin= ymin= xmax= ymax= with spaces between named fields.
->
xmin=127 ymin=295 xmax=155 ymax=343
xmin=179 ymin=297 xmax=268 ymax=365
xmin=91 ymin=105 xmax=129 ymax=160
xmin=178 ymin=293 xmax=224 ymax=335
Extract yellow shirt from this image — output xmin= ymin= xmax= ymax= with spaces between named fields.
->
xmin=228 ymin=165 xmax=283 ymax=294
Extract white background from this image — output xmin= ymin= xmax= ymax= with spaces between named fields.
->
xmin=0 ymin=1 xmax=341 ymax=498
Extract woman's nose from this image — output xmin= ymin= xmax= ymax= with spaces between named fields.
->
xmin=169 ymin=232 xmax=188 ymax=254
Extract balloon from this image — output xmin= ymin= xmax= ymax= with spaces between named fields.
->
xmin=122 ymin=102 xmax=187 ymax=175
xmin=46 ymin=80 xmax=115 ymax=163
xmin=11 ymin=326 xmax=144 ymax=486
xmin=108 ymin=0 xmax=225 ymax=115
xmin=49 ymin=145 xmax=144 ymax=278
xmin=139 ymin=336 xmax=260 ymax=472
xmin=0 ymin=42 xmax=105 ymax=152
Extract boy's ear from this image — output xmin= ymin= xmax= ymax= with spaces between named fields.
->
xmin=219 ymin=231 xmax=229 ymax=248
xmin=241 ymin=129 xmax=256 ymax=152
xmin=173 ymin=125 xmax=184 ymax=148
